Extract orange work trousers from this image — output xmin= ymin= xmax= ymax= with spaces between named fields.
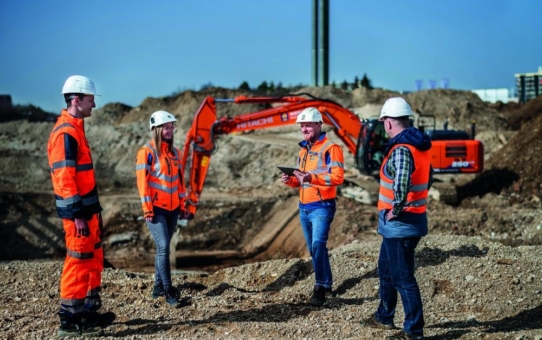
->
xmin=59 ymin=213 xmax=103 ymax=314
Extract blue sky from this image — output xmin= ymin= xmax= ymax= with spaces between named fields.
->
xmin=1 ymin=0 xmax=540 ymax=113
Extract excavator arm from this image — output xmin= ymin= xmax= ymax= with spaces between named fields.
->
xmin=180 ymin=94 xmax=363 ymax=216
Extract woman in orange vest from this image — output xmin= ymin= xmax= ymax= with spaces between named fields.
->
xmin=136 ymin=110 xmax=188 ymax=308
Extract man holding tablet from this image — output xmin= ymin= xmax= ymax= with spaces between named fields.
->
xmin=281 ymin=107 xmax=344 ymax=307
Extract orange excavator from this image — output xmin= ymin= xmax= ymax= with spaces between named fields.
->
xmin=180 ymin=94 xmax=483 ymax=216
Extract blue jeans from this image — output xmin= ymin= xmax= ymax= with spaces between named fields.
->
xmin=299 ymin=205 xmax=335 ymax=288
xmin=146 ymin=214 xmax=178 ymax=289
xmin=375 ymin=237 xmax=424 ymax=337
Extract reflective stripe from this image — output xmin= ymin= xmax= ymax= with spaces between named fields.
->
xmin=379 ymin=194 xmax=394 ymax=205
xmin=311 ymin=167 xmax=329 ymax=175
xmin=178 ymin=192 xmax=186 ymax=198
xmin=67 ymin=248 xmax=94 ymax=259
xmin=410 ymin=183 xmax=428 ymax=192
xmin=150 ymin=171 xmax=179 ymax=183
xmin=135 ymin=163 xmax=150 ymax=171
xmin=379 ymin=194 xmax=425 ymax=207
xmin=76 ymin=163 xmax=93 ymax=171
xmin=141 ymin=196 xmax=152 ymax=203
xmin=82 ymin=195 xmax=99 ymax=206
xmin=56 ymin=194 xmax=82 ymax=207
xmin=52 ymin=122 xmax=75 ymax=134
xmin=52 ymin=160 xmax=76 ymax=170
xmin=328 ymin=161 xmax=344 ymax=168
xmin=149 ymin=182 xmax=178 ymax=194
xmin=60 ymin=297 xmax=85 ymax=307
xmin=322 ymin=174 xmax=331 ymax=185
xmin=380 ymin=180 xmax=393 ymax=190
xmin=406 ymin=198 xmax=427 ymax=207
xmin=380 ymin=180 xmax=428 ymax=192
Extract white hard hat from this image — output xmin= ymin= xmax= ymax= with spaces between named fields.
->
xmin=379 ymin=97 xmax=413 ymax=120
xmin=61 ymin=75 xmax=99 ymax=96
xmin=149 ymin=110 xmax=177 ymax=130
xmin=296 ymin=107 xmax=323 ymax=123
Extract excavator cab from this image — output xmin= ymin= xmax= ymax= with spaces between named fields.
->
xmin=356 ymin=114 xmax=484 ymax=176
xmin=355 ymin=118 xmax=389 ymax=176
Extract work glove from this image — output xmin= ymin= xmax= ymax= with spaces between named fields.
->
xmin=74 ymin=217 xmax=90 ymax=237
xmin=177 ymin=211 xmax=194 ymax=228
xmin=182 ymin=211 xmax=194 ymax=220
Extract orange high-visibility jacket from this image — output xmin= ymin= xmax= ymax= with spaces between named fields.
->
xmin=47 ymin=109 xmax=102 ymax=219
xmin=286 ymin=134 xmax=344 ymax=204
xmin=378 ymin=144 xmax=430 ymax=214
xmin=136 ymin=141 xmax=187 ymax=217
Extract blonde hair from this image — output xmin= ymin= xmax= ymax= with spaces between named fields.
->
xmin=152 ymin=126 xmax=175 ymax=156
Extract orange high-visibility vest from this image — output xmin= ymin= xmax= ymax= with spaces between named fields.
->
xmin=47 ymin=109 xmax=102 ymax=218
xmin=378 ymin=144 xmax=430 ymax=214
xmin=136 ymin=141 xmax=187 ymax=217
xmin=290 ymin=135 xmax=344 ymax=204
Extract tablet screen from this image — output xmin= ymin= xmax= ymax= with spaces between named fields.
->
xmin=277 ymin=166 xmax=298 ymax=176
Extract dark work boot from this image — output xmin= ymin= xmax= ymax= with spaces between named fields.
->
xmin=152 ymin=283 xmax=165 ymax=299
xmin=308 ymin=285 xmax=326 ymax=307
xmin=165 ymin=286 xmax=180 ymax=307
xmin=81 ymin=310 xmax=116 ymax=328
xmin=164 ymin=287 xmax=192 ymax=308
xmin=58 ymin=310 xmax=81 ymax=337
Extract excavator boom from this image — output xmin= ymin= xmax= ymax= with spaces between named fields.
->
xmin=181 ymin=95 xmax=362 ymax=215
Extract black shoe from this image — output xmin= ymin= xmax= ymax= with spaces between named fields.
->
xmin=308 ymin=285 xmax=326 ymax=307
xmin=165 ymin=287 xmax=180 ymax=307
xmin=325 ymin=287 xmax=335 ymax=297
xmin=360 ymin=314 xmax=396 ymax=330
xmin=386 ymin=330 xmax=424 ymax=340
xmin=58 ymin=310 xmax=81 ymax=337
xmin=58 ymin=310 xmax=104 ymax=337
xmin=81 ymin=311 xmax=116 ymax=328
xmin=152 ymin=283 xmax=165 ymax=299
xmin=164 ymin=287 xmax=192 ymax=308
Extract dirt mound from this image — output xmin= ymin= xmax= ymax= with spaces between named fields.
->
xmin=405 ymin=89 xmax=509 ymax=133
xmin=484 ymin=112 xmax=542 ymax=197
xmin=87 ymin=102 xmax=133 ymax=125
xmin=503 ymin=95 xmax=542 ymax=130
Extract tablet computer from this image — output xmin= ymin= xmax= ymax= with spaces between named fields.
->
xmin=277 ymin=166 xmax=298 ymax=176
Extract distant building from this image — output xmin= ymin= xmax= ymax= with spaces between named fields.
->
xmin=471 ymin=88 xmax=517 ymax=103
xmin=515 ymin=66 xmax=541 ymax=103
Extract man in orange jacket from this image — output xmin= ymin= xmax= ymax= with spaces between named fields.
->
xmin=47 ymin=75 xmax=115 ymax=337
xmin=282 ymin=107 xmax=344 ymax=307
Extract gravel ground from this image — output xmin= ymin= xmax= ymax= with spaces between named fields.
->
xmin=1 ymin=235 xmax=541 ymax=339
